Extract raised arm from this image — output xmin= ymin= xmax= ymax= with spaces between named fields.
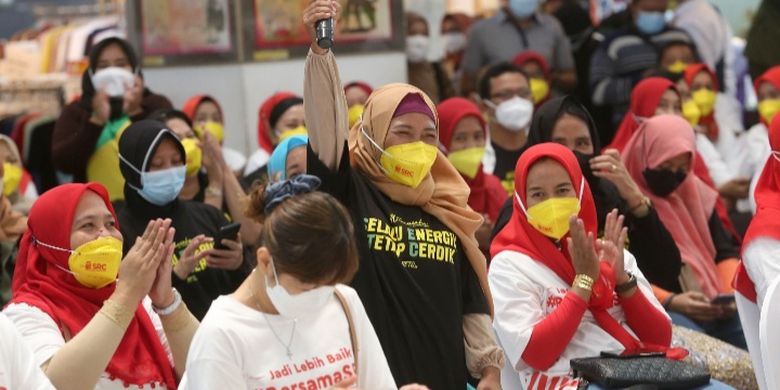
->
xmin=303 ymin=0 xmax=349 ymax=171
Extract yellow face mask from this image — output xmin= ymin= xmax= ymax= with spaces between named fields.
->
xmin=682 ymin=99 xmax=702 ymax=126
xmin=181 ymin=138 xmax=203 ymax=178
xmin=691 ymin=88 xmax=716 ymax=117
xmin=195 ymin=121 xmax=224 ymax=144
xmin=516 ymin=179 xmax=583 ymax=240
xmin=278 ymin=126 xmax=308 ymax=143
xmin=667 ymin=60 xmax=687 ymax=74
xmin=362 ymin=128 xmax=437 ymax=188
xmin=348 ymin=104 xmax=365 ymax=128
xmin=447 ymin=147 xmax=485 ymax=179
xmin=37 ymin=236 xmax=124 ymax=289
xmin=759 ymin=99 xmax=780 ymax=125
xmin=2 ymin=162 xmax=22 ymax=197
xmin=530 ymin=78 xmax=550 ymax=104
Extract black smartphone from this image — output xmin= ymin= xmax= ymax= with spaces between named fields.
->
xmin=214 ymin=222 xmax=241 ymax=250
xmin=711 ymin=293 xmax=736 ymax=305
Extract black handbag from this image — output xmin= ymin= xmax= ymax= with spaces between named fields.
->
xmin=570 ymin=355 xmax=711 ymax=389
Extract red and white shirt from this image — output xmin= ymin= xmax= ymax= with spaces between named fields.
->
xmin=489 ymin=249 xmax=667 ymax=390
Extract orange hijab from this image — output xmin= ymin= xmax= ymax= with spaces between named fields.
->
xmin=348 ymin=83 xmax=492 ymax=309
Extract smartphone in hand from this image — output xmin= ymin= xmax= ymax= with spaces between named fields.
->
xmin=214 ymin=222 xmax=241 ymax=250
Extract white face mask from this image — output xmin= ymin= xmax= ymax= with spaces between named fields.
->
xmin=265 ymin=260 xmax=335 ymax=319
xmin=90 ymin=67 xmax=135 ymax=97
xmin=442 ymin=32 xmax=467 ymax=53
xmin=485 ymin=96 xmax=534 ymax=132
xmin=406 ymin=35 xmax=429 ymax=63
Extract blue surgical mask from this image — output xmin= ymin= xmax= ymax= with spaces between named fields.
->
xmin=635 ymin=10 xmax=666 ymax=35
xmin=508 ymin=0 xmax=539 ymax=19
xmin=120 ymin=153 xmax=186 ymax=206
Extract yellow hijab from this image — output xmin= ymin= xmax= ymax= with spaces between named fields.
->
xmin=348 ymin=83 xmax=492 ymax=311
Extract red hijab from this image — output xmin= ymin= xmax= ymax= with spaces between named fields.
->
xmin=182 ymin=94 xmax=224 ymax=122
xmin=683 ymin=63 xmax=720 ymax=141
xmin=607 ymin=78 xmax=676 ymax=152
xmin=622 ymin=115 xmax=721 ymax=299
xmin=257 ymin=92 xmax=299 ymax=153
xmin=754 ymin=66 xmax=780 ymax=126
xmin=9 ymin=183 xmax=177 ymax=388
xmin=735 ymin=114 xmax=780 ymax=302
xmin=437 ymin=97 xmax=507 ymax=221
xmin=344 ymin=81 xmax=373 ymax=97
xmin=513 ymin=51 xmax=551 ymax=79
xmin=490 ymin=143 xmax=658 ymax=353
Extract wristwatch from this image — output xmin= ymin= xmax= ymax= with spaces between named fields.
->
xmin=153 ymin=288 xmax=182 ymax=316
xmin=615 ymin=272 xmax=638 ymax=294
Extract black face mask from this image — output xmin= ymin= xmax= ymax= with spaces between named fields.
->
xmin=573 ymin=150 xmax=598 ymax=186
xmin=643 ymin=168 xmax=687 ymax=197
xmin=109 ymin=97 xmax=124 ymax=121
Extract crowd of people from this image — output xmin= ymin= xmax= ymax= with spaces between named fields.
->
xmin=2 ymin=0 xmax=780 ymax=388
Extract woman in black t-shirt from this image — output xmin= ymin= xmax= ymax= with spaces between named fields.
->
xmin=301 ymin=2 xmax=503 ymax=389
xmin=116 ymin=119 xmax=249 ymax=319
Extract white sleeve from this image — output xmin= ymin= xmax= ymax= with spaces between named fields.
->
xmin=338 ymin=286 xmax=397 ymax=390
xmin=743 ymin=238 xmax=780 ymax=309
xmin=2 ymin=303 xmax=65 ymax=368
xmin=181 ymin=325 xmax=248 ymax=390
xmin=695 ymin=133 xmax=735 ymax=186
xmin=488 ymin=252 xmax=545 ymax=370
xmin=0 ymin=313 xmax=56 ymax=390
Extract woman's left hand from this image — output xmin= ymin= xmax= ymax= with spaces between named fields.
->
xmin=149 ymin=223 xmax=177 ymax=308
xmin=477 ymin=366 xmax=501 ymax=390
xmin=123 ymin=75 xmax=144 ymax=117
xmin=204 ymin=233 xmax=244 ymax=270
xmin=599 ymin=209 xmax=629 ymax=285
xmin=591 ymin=149 xmax=645 ymax=206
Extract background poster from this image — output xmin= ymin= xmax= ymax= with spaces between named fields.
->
xmin=130 ymin=0 xmax=239 ymax=67
xmin=141 ymin=0 xmax=233 ymax=55
xmin=250 ymin=0 xmax=402 ymax=61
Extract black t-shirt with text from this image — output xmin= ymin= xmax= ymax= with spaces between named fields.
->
xmin=308 ymin=144 xmax=489 ymax=389
xmin=116 ymin=200 xmax=249 ymax=320
xmin=491 ymin=140 xmax=523 ymax=195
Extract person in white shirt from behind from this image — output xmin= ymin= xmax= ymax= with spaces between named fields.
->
xmin=181 ymin=174 xmax=427 ymax=390
xmin=0 ymin=312 xmax=54 ymax=390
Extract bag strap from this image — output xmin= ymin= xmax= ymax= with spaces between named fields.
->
xmin=334 ymin=289 xmax=359 ymax=375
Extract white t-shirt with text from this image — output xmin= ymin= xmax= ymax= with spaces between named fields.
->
xmin=180 ymin=284 xmax=397 ymax=390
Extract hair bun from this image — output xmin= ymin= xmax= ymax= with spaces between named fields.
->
xmin=264 ymin=174 xmax=322 ymax=214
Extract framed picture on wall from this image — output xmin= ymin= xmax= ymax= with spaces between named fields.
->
xmin=245 ymin=0 xmax=404 ymax=62
xmin=128 ymin=0 xmax=240 ymax=67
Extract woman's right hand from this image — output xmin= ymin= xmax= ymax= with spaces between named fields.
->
xmin=113 ymin=219 xmax=172 ymax=308
xmin=566 ymin=215 xmax=600 ymax=281
xmin=668 ymin=291 xmax=722 ymax=322
xmin=173 ymin=235 xmax=211 ymax=280
xmin=90 ymin=90 xmax=110 ymax=126
xmin=303 ymin=0 xmax=340 ymax=54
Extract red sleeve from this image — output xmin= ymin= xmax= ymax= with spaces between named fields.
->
xmin=521 ymin=291 xmax=588 ymax=371
xmin=619 ymin=290 xmax=672 ymax=347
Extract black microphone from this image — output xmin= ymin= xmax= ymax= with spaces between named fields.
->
xmin=316 ymin=18 xmax=334 ymax=49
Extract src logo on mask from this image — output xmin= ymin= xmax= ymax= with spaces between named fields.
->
xmin=395 ymin=165 xmax=414 ymax=178
xmin=84 ymin=261 xmax=108 ymax=272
